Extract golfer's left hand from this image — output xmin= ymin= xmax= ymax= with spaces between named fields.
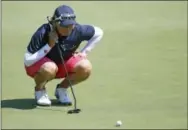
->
xmin=73 ymin=52 xmax=87 ymax=58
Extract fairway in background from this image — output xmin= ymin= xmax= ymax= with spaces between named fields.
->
xmin=2 ymin=1 xmax=187 ymax=129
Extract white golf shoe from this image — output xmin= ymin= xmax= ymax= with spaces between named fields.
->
xmin=55 ymin=85 xmax=72 ymax=106
xmin=35 ymin=88 xmax=51 ymax=106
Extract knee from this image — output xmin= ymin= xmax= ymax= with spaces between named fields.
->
xmin=39 ymin=62 xmax=58 ymax=78
xmin=74 ymin=59 xmax=92 ymax=80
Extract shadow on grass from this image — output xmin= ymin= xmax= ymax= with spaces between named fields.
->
xmin=1 ymin=98 xmax=37 ymax=110
xmin=1 ymin=98 xmax=72 ymax=110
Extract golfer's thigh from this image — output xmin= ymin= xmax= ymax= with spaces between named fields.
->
xmin=73 ymin=59 xmax=92 ymax=73
xmin=39 ymin=61 xmax=58 ymax=75
xmin=66 ymin=55 xmax=90 ymax=72
xmin=25 ymin=57 xmax=57 ymax=77
xmin=55 ymin=55 xmax=91 ymax=78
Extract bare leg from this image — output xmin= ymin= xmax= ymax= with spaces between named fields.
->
xmin=59 ymin=59 xmax=92 ymax=88
xmin=34 ymin=62 xmax=58 ymax=90
xmin=33 ymin=62 xmax=58 ymax=106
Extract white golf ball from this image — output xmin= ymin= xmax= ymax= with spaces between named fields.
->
xmin=116 ymin=120 xmax=122 ymax=127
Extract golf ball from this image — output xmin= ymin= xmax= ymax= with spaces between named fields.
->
xmin=116 ymin=120 xmax=122 ymax=127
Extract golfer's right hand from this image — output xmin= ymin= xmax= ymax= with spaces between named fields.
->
xmin=48 ymin=29 xmax=58 ymax=48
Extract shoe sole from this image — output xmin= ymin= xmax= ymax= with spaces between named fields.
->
xmin=35 ymin=101 xmax=51 ymax=106
xmin=36 ymin=103 xmax=51 ymax=106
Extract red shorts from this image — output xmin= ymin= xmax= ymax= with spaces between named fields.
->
xmin=25 ymin=55 xmax=85 ymax=78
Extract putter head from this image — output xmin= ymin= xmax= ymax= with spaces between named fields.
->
xmin=67 ymin=109 xmax=81 ymax=114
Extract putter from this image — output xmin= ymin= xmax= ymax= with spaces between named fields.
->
xmin=47 ymin=16 xmax=81 ymax=114
xmin=56 ymin=44 xmax=81 ymax=114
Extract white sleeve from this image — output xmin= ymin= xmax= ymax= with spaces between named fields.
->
xmin=24 ymin=44 xmax=52 ymax=67
xmin=81 ymin=26 xmax=103 ymax=54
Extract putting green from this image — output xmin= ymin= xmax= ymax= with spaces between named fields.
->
xmin=2 ymin=1 xmax=187 ymax=129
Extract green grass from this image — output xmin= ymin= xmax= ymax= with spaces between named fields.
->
xmin=2 ymin=1 xmax=187 ymax=129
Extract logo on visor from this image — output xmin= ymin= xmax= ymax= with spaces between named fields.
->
xmin=54 ymin=13 xmax=76 ymax=21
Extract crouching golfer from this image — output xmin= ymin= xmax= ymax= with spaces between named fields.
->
xmin=24 ymin=5 xmax=103 ymax=106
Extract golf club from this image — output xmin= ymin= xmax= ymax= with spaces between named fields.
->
xmin=56 ymin=44 xmax=81 ymax=114
xmin=47 ymin=16 xmax=81 ymax=114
